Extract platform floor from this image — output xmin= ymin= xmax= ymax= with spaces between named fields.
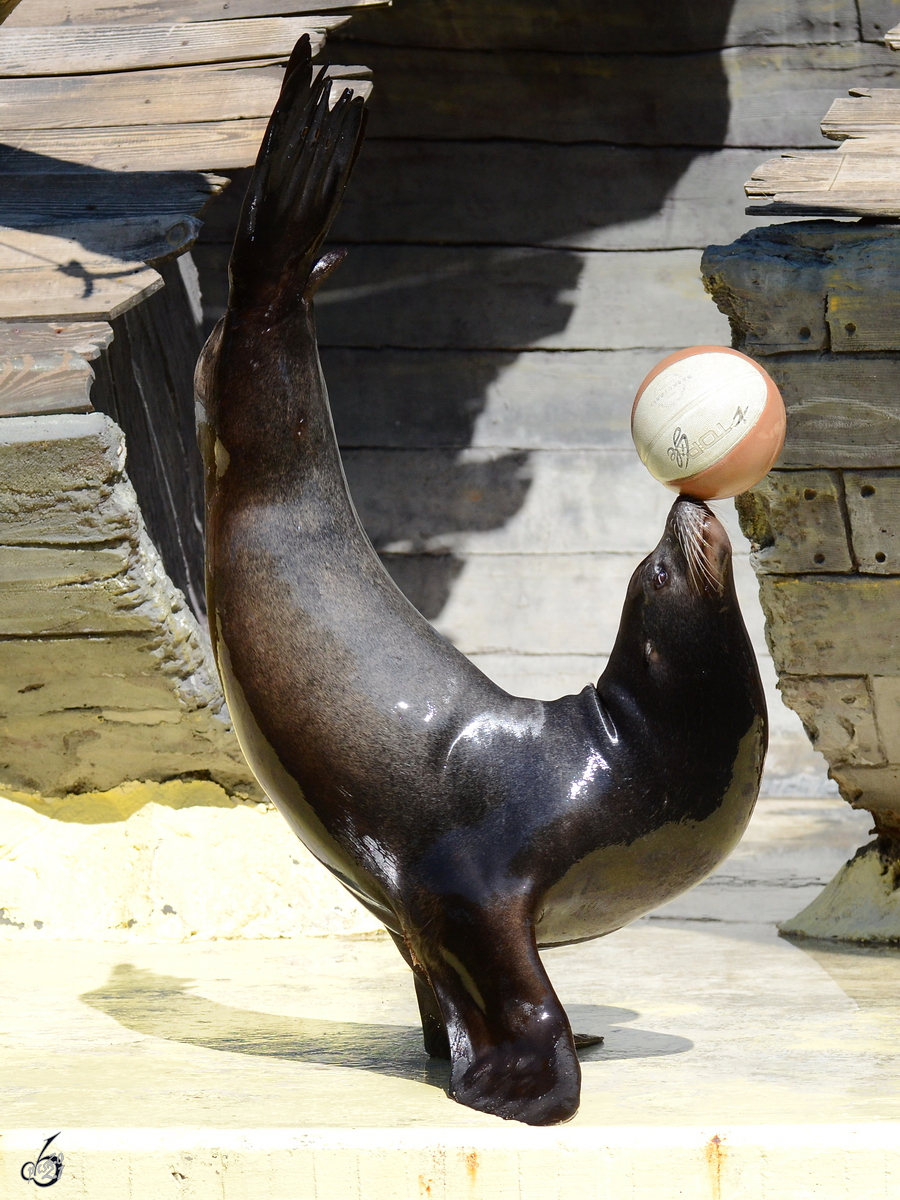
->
xmin=3 ymin=798 xmax=899 ymax=1198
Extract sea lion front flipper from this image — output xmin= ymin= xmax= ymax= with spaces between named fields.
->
xmin=413 ymin=905 xmax=581 ymax=1126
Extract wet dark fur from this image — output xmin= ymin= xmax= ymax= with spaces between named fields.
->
xmin=197 ymin=39 xmax=768 ymax=1126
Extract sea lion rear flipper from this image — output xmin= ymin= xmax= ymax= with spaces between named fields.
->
xmin=227 ymin=35 xmax=368 ymax=318
xmin=411 ymin=906 xmax=581 ymax=1126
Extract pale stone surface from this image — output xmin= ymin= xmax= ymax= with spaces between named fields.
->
xmin=0 ymin=781 xmax=379 ymax=942
xmin=0 ymin=411 xmax=257 ymax=797
xmin=779 ymin=675 xmax=885 ymax=767
xmin=0 ymin=801 xmax=897 ymax=1198
xmin=780 ymin=841 xmax=900 ymax=942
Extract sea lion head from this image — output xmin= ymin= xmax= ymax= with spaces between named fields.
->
xmin=609 ymin=495 xmax=754 ymax=709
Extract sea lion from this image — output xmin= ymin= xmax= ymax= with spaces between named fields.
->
xmin=196 ymin=38 xmax=767 ymax=1126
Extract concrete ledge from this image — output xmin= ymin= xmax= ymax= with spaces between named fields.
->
xmin=2 ymin=1124 xmax=900 ymax=1199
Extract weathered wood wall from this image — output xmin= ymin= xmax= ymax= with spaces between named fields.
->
xmin=194 ymin=0 xmax=900 ymax=794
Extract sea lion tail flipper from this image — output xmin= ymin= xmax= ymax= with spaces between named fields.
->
xmin=414 ymin=908 xmax=580 ymax=1125
xmin=227 ymin=34 xmax=368 ymax=316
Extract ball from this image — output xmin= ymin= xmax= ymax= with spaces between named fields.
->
xmin=631 ymin=346 xmax=786 ymax=500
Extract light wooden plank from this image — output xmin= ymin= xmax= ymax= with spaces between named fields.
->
xmin=0 ymin=344 xmax=107 ymax=415
xmin=885 ymin=21 xmax=900 ymax=48
xmin=745 ymin=149 xmax=900 ymax=215
xmin=0 ymin=227 xmax=163 ymax=320
xmin=764 ymin=355 xmax=900 ymax=469
xmin=0 ymin=120 xmax=270 ymax=170
xmin=0 ymin=265 xmax=162 ymax=319
xmin=821 ymin=88 xmax=900 ymax=141
xmin=0 ymin=16 xmax=346 ymax=76
xmin=0 ymin=78 xmax=371 ymax=170
xmin=329 ymin=43 xmax=900 ymax=148
xmin=0 ymin=345 xmax=94 ymax=417
xmin=346 ymin=0 xmax=856 ymax=52
xmin=0 ymin=320 xmax=112 ymax=357
xmin=4 ymin=0 xmax=386 ymax=25
xmin=0 ymin=62 xmax=285 ymax=130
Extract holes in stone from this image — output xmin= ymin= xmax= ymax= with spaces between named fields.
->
xmin=798 ymin=326 xmax=811 ymax=340
xmin=803 ymin=488 xmax=817 ymax=500
xmin=861 ymin=485 xmax=876 ymax=498
xmin=814 ymin=553 xmax=825 ymax=564
xmin=876 ymin=552 xmax=887 ymax=563
xmin=845 ymin=322 xmax=857 ymax=335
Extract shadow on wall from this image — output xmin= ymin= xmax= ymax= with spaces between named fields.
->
xmin=196 ymin=0 xmax=737 ymax=619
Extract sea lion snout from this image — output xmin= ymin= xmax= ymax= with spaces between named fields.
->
xmin=664 ymin=495 xmax=730 ymax=596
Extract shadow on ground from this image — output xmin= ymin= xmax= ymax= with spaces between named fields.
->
xmin=81 ymin=963 xmax=692 ymax=1088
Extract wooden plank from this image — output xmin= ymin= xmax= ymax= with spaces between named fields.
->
xmin=844 ymin=470 xmax=900 ymax=572
xmin=0 ymin=227 xmax=164 ymax=321
xmin=321 ymin=145 xmax=809 ymax=252
xmin=0 ymin=323 xmax=111 ymax=418
xmin=821 ymin=88 xmax=900 ymax=142
xmin=743 ymin=150 xmax=900 ymax=216
xmin=299 ymin=246 xmax=730 ymax=352
xmin=5 ymin=0 xmax=386 ymax=25
xmin=383 ymin=551 xmax=766 ymax=657
xmin=342 ymin=449 xmax=673 ymax=557
xmin=884 ymin=20 xmax=900 ymax=48
xmin=0 ymin=346 xmax=93 ymax=416
xmin=0 ymin=120 xmax=271 ymax=171
xmin=737 ymin=470 xmax=852 ymax=574
xmin=326 ymin=42 xmax=899 ymax=147
xmin=0 ymin=17 xmax=345 ymax=77
xmin=0 ymin=0 xmax=22 ymax=23
xmin=0 ymin=75 xmax=373 ymax=170
xmin=758 ymin=574 xmax=900 ymax=675
xmin=0 ymin=62 xmax=285 ymax=130
xmin=0 ymin=170 xmax=227 ymax=224
xmin=320 ymin=348 xmax=678 ymax=451
xmin=338 ymin=0 xmax=858 ymax=53
xmin=0 ymin=320 xmax=111 ymax=358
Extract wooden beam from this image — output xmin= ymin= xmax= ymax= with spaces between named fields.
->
xmin=886 ymin=22 xmax=900 ymax=49
xmin=0 ymin=16 xmax=347 ymax=76
xmin=745 ymin=149 xmax=900 ymax=216
xmin=4 ymin=0 xmax=387 ymax=25
xmin=821 ymin=88 xmax=900 ymax=141
xmin=0 ymin=74 xmax=371 ymax=170
xmin=0 ymin=321 xmax=112 ymax=418
xmin=338 ymin=0 xmax=857 ymax=53
xmin=0 ymin=62 xmax=285 ymax=130
xmin=0 ymin=227 xmax=163 ymax=320
xmin=0 ymin=171 xmax=227 ymax=224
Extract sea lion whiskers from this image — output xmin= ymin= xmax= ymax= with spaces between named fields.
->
xmin=672 ymin=498 xmax=724 ymax=596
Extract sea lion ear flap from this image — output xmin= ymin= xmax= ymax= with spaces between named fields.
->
xmin=304 ymin=248 xmax=348 ymax=299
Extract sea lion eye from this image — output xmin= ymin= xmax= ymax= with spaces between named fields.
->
xmin=654 ymin=568 xmax=668 ymax=589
